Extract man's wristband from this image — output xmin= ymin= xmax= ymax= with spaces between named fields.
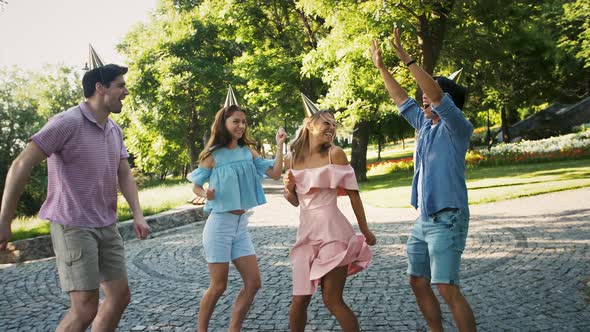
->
xmin=405 ymin=59 xmax=416 ymax=67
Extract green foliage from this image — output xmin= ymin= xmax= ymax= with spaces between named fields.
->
xmin=299 ymin=0 xmax=454 ymax=179
xmin=559 ymin=0 xmax=590 ymax=69
xmin=208 ymin=0 xmax=327 ymax=147
xmin=28 ymin=65 xmax=83 ymax=118
xmin=0 ymin=65 xmax=82 ymax=216
xmin=118 ymin=0 xmax=237 ymax=172
xmin=118 ymin=0 xmax=330 ymax=174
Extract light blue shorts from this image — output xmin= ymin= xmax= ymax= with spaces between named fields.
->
xmin=406 ymin=209 xmax=469 ymax=285
xmin=202 ymin=212 xmax=256 ymax=263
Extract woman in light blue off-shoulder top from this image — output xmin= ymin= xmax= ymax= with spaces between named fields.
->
xmin=187 ymin=104 xmax=286 ymax=332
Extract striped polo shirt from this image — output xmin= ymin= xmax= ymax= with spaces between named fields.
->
xmin=30 ymin=102 xmax=129 ymax=228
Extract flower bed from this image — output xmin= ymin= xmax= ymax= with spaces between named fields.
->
xmin=367 ymin=157 xmax=414 ymax=176
xmin=367 ymin=130 xmax=590 ymax=175
xmin=475 ymin=130 xmax=590 ymax=166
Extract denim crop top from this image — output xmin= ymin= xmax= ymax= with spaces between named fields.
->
xmin=187 ymin=146 xmax=274 ymax=212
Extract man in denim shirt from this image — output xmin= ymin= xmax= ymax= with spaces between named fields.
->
xmin=371 ymin=27 xmax=476 ymax=332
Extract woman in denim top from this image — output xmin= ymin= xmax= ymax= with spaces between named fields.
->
xmin=188 ymin=104 xmax=286 ymax=332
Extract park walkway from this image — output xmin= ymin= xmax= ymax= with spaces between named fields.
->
xmin=1 ymin=181 xmax=589 ymax=331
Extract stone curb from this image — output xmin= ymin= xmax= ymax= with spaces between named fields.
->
xmin=0 ymin=205 xmax=207 ymax=264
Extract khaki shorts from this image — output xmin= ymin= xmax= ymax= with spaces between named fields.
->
xmin=50 ymin=222 xmax=127 ymax=292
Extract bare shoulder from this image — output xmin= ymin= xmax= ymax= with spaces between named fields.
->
xmin=330 ymin=145 xmax=349 ymax=165
xmin=247 ymin=147 xmax=261 ymax=159
xmin=200 ymin=155 xmax=214 ymax=168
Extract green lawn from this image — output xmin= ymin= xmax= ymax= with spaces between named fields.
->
xmin=11 ymin=180 xmax=194 ymax=241
xmin=360 ymin=158 xmax=590 ymax=208
xmin=343 ymin=139 xmax=415 ymax=164
xmin=117 ymin=181 xmax=194 ymax=221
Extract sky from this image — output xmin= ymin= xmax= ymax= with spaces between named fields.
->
xmin=0 ymin=0 xmax=158 ymax=70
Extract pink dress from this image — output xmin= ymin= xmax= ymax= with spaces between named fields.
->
xmin=289 ymin=163 xmax=372 ymax=295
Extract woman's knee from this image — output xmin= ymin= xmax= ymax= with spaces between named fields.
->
xmin=209 ymin=281 xmax=228 ymax=297
xmin=322 ymin=291 xmax=345 ymax=309
xmin=246 ymin=279 xmax=261 ymax=293
xmin=292 ymin=295 xmax=312 ymax=308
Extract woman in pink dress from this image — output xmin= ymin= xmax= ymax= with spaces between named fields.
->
xmin=283 ymin=109 xmax=377 ymax=332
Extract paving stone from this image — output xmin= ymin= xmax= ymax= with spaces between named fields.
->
xmin=0 ymin=183 xmax=589 ymax=330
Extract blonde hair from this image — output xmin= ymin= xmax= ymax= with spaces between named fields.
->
xmin=289 ymin=110 xmax=335 ymax=165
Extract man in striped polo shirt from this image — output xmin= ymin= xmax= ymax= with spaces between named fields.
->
xmin=0 ymin=64 xmax=150 ymax=331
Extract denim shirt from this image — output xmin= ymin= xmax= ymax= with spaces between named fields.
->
xmin=398 ymin=94 xmax=474 ymax=220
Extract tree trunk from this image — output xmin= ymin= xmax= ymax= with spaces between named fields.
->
xmin=296 ymin=9 xmax=318 ymax=49
xmin=350 ymin=121 xmax=370 ymax=182
xmin=257 ymin=142 xmax=265 ymax=157
xmin=377 ymin=135 xmax=384 ymax=161
xmin=419 ymin=1 xmax=454 ymax=73
xmin=501 ymin=107 xmax=511 ymax=143
xmin=187 ymin=106 xmax=200 ymax=170
xmin=413 ymin=1 xmax=454 ymax=101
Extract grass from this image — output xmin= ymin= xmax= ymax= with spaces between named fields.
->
xmin=11 ymin=217 xmax=51 ymax=241
xmin=359 ymin=158 xmax=590 ymax=208
xmin=343 ymin=139 xmax=415 ymax=164
xmin=117 ymin=181 xmax=194 ymax=221
xmin=10 ymin=179 xmax=194 ymax=241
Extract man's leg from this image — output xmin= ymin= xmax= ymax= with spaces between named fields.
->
xmin=407 ymin=219 xmax=443 ymax=330
xmin=56 ymin=290 xmax=99 ymax=332
xmin=51 ymin=223 xmax=101 ymax=331
xmin=436 ymin=284 xmax=476 ymax=332
xmin=427 ymin=209 xmax=475 ymax=331
xmin=92 ymin=224 xmax=130 ymax=331
xmin=91 ymin=279 xmax=131 ymax=332
xmin=409 ymin=275 xmax=443 ymax=332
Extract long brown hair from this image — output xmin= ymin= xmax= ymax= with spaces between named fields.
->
xmin=289 ymin=110 xmax=335 ymax=166
xmin=199 ymin=105 xmax=255 ymax=162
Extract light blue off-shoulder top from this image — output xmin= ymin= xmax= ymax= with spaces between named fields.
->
xmin=187 ymin=146 xmax=274 ymax=212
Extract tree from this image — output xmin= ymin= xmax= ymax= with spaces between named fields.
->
xmin=299 ymin=0 xmax=455 ymax=180
xmin=370 ymin=109 xmax=414 ymax=160
xmin=441 ymin=0 xmax=583 ymax=142
xmin=29 ymin=65 xmax=83 ymax=118
xmin=118 ymin=0 xmax=238 ymax=173
xmin=0 ymin=65 xmax=82 ymax=215
xmin=204 ymin=0 xmax=327 ymax=149
xmin=557 ymin=0 xmax=590 ymax=97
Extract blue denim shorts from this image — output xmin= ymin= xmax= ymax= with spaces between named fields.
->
xmin=406 ymin=209 xmax=469 ymax=285
xmin=202 ymin=212 xmax=256 ymax=263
